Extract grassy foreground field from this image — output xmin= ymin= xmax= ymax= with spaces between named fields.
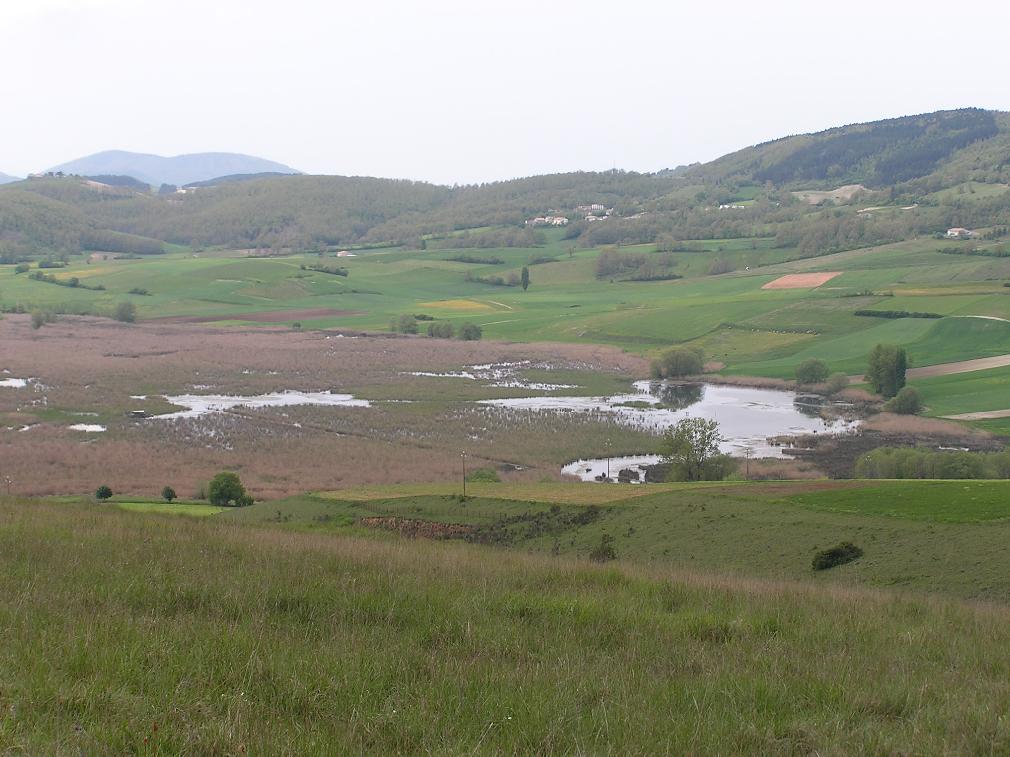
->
xmin=5 ymin=495 xmax=1010 ymax=753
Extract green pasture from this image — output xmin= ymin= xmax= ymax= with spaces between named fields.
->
xmin=212 ymin=479 xmax=1010 ymax=602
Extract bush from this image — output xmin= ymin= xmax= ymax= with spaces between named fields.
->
xmin=706 ymin=258 xmax=735 ymax=276
xmin=651 ymin=347 xmax=704 ymax=379
xmin=95 ymin=485 xmax=113 ymax=500
xmin=884 ymin=386 xmax=923 ymax=415
xmin=30 ymin=310 xmax=46 ymax=330
xmin=812 ymin=542 xmax=863 ymax=571
xmin=457 ymin=323 xmax=482 ymax=341
xmin=795 ymin=358 xmax=829 ymax=385
xmin=427 ymin=321 xmax=455 ymax=338
xmin=465 ymin=468 xmax=501 ymax=483
xmin=208 ymin=472 xmax=253 ymax=507
xmin=855 ymin=446 xmax=999 ymax=479
xmin=825 ymin=372 xmax=849 ymax=395
xmin=854 ymin=310 xmax=942 ymax=319
xmin=392 ymin=314 xmax=418 ymax=334
xmin=162 ymin=486 xmax=177 ymax=502
xmin=113 ymin=302 xmax=137 ymax=323
xmin=589 ymin=534 xmax=617 ymax=563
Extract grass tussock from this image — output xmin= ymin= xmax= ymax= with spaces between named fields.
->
xmin=3 ymin=497 xmax=1010 ymax=752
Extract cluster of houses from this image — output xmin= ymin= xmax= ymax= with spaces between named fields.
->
xmin=524 ymin=203 xmax=620 ymax=227
xmin=525 ymin=215 xmax=569 ymax=227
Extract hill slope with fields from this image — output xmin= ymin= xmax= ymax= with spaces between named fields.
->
xmin=6 ymin=108 xmax=1010 ymax=257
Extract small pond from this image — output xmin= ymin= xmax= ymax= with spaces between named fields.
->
xmin=482 ymin=381 xmax=859 ymax=481
xmin=153 ymin=390 xmax=370 ymax=420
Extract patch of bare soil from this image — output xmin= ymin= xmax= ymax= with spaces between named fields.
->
xmin=762 ymin=272 xmax=842 ymax=290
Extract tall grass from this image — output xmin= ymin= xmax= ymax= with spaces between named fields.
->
xmin=3 ymin=497 xmax=1010 ymax=752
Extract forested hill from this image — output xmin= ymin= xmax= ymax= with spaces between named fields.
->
xmin=5 ymin=108 xmax=1010 ymax=260
xmin=685 ymin=108 xmax=1009 ymax=188
xmin=46 ymin=150 xmax=300 ymax=187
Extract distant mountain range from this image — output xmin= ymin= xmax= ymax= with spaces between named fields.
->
xmin=45 ymin=150 xmax=300 ymax=187
xmin=0 ymin=172 xmax=20 ymax=185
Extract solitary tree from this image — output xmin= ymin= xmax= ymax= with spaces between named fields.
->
xmin=795 ymin=358 xmax=829 ymax=385
xmin=457 ymin=323 xmax=482 ymax=341
xmin=520 ymin=265 xmax=530 ymax=292
xmin=113 ymin=302 xmax=137 ymax=323
xmin=207 ymin=472 xmax=253 ymax=507
xmin=650 ymin=347 xmax=704 ymax=379
xmin=867 ymin=344 xmax=907 ymax=398
xmin=660 ymin=418 xmax=736 ymax=482
xmin=395 ymin=314 xmax=418 ymax=334
xmin=95 ymin=485 xmax=113 ymax=500
xmin=885 ymin=386 xmax=922 ymax=415
xmin=162 ymin=486 xmax=177 ymax=502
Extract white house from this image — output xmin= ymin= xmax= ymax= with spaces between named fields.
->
xmin=946 ymin=227 xmax=974 ymax=239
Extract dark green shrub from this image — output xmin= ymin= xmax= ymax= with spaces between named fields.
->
xmin=208 ymin=472 xmax=252 ymax=507
xmin=113 ymin=302 xmax=137 ymax=323
xmin=589 ymin=534 xmax=617 ymax=563
xmin=95 ymin=485 xmax=113 ymax=500
xmin=427 ymin=321 xmax=455 ymax=338
xmin=825 ymin=372 xmax=849 ymax=395
xmin=465 ymin=468 xmax=501 ymax=483
xmin=162 ymin=486 xmax=177 ymax=502
xmin=812 ymin=542 xmax=863 ymax=570
xmin=884 ymin=386 xmax=923 ymax=415
xmin=795 ymin=358 xmax=829 ymax=385
xmin=458 ymin=323 xmax=482 ymax=341
xmin=651 ymin=347 xmax=704 ymax=379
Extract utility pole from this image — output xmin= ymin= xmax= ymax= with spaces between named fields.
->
xmin=3 ymin=476 xmax=11 ymax=497
xmin=744 ymin=448 xmax=753 ymax=480
xmin=461 ymin=451 xmax=467 ymax=499
xmin=606 ymin=437 xmax=612 ymax=482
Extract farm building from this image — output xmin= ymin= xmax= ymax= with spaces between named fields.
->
xmin=946 ymin=227 xmax=974 ymax=239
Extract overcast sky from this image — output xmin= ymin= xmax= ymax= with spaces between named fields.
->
xmin=1 ymin=0 xmax=1007 ymax=184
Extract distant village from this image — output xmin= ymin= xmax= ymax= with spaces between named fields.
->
xmin=525 ymin=203 xmax=622 ymax=227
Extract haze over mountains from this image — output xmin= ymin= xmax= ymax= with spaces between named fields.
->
xmin=0 ymin=172 xmax=20 ymax=185
xmin=45 ymin=150 xmax=300 ymax=187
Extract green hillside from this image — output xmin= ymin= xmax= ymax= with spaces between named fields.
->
xmin=686 ymin=108 xmax=1009 ymax=188
xmin=6 ymin=109 xmax=1010 ymax=261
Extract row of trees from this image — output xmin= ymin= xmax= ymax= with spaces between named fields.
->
xmin=94 ymin=472 xmax=253 ymax=506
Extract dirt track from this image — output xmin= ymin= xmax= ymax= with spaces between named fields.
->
xmin=850 ymin=353 xmax=1010 ymax=383
xmin=943 ymin=409 xmax=1010 ymax=421
xmin=909 ymin=354 xmax=1010 ymax=378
